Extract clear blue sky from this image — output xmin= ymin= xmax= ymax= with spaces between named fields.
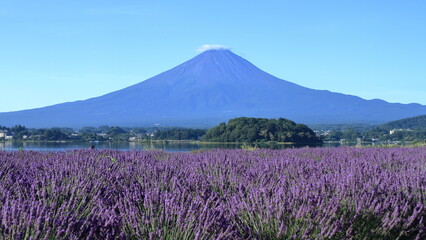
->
xmin=1 ymin=0 xmax=425 ymax=112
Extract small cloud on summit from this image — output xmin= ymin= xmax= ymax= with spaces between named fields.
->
xmin=196 ymin=44 xmax=229 ymax=52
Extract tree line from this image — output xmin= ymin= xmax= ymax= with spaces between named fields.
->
xmin=1 ymin=117 xmax=322 ymax=144
xmin=3 ymin=116 xmax=426 ymax=144
xmin=0 ymin=125 xmax=207 ymax=142
xmin=317 ymin=127 xmax=426 ymax=143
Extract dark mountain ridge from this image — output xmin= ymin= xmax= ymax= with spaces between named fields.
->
xmin=379 ymin=114 xmax=426 ymax=130
xmin=1 ymin=49 xmax=425 ymax=128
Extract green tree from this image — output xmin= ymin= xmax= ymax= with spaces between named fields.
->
xmin=203 ymin=117 xmax=321 ymax=145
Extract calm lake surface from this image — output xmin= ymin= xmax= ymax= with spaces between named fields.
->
xmin=0 ymin=141 xmax=332 ymax=152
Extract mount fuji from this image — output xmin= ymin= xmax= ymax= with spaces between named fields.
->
xmin=1 ymin=49 xmax=425 ymax=128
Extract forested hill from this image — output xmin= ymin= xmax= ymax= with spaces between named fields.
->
xmin=202 ymin=117 xmax=321 ymax=144
xmin=379 ymin=115 xmax=426 ymax=130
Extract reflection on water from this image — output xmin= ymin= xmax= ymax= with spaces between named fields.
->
xmin=0 ymin=141 xmax=319 ymax=152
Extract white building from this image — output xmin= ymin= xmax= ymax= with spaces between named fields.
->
xmin=0 ymin=130 xmax=14 ymax=140
xmin=0 ymin=130 xmax=7 ymax=138
xmin=389 ymin=129 xmax=414 ymax=135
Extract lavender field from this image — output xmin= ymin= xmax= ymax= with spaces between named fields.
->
xmin=0 ymin=147 xmax=425 ymax=239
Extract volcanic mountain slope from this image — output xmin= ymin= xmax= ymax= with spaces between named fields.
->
xmin=1 ymin=49 xmax=426 ymax=128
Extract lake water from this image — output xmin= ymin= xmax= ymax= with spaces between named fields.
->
xmin=0 ymin=141 xmax=328 ymax=152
